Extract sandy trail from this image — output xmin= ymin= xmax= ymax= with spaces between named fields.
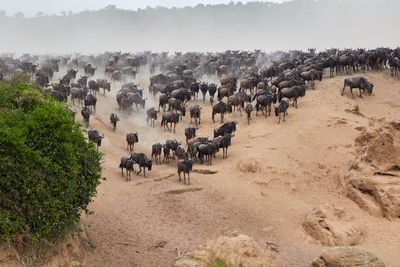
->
xmin=70 ymin=70 xmax=400 ymax=266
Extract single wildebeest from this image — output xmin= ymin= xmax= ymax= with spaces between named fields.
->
xmin=244 ymin=103 xmax=253 ymax=125
xmin=213 ymin=121 xmax=237 ymax=138
xmin=189 ymin=82 xmax=200 ymax=99
xmin=77 ymin=76 xmax=88 ymax=88
xmin=126 ymin=132 xmax=139 ymax=151
xmin=279 ymin=85 xmax=306 ymax=108
xmin=217 ymin=86 xmax=232 ymax=101
xmin=208 ymin=83 xmax=217 ymax=105
xmin=96 ymin=78 xmax=111 ymax=95
xmin=198 ymin=142 xmax=219 ymax=165
xmin=88 ymin=129 xmax=104 ymax=151
xmin=158 ymin=93 xmax=171 ymax=112
xmin=255 ymin=94 xmax=275 ymax=117
xmin=275 ymin=97 xmax=290 ymax=124
xmin=119 ymin=156 xmax=135 ymax=181
xmin=110 ymin=113 xmax=120 ymax=132
xmin=146 ymin=107 xmax=158 ymax=127
xmin=151 ymin=143 xmax=162 ymax=165
xmin=185 ymin=126 xmax=196 ymax=144
xmin=175 ymin=146 xmax=186 ymax=160
xmin=161 ymin=112 xmax=180 ymax=133
xmin=67 ymin=68 xmax=77 ymax=80
xmin=189 ymin=105 xmax=202 ymax=127
xmin=130 ymin=152 xmax=152 ymax=177
xmin=301 ymin=69 xmax=323 ymax=89
xmin=200 ymin=82 xmax=208 ymax=103
xmin=228 ymin=94 xmax=242 ymax=115
xmin=88 ymin=80 xmax=100 ymax=95
xmin=84 ymin=93 xmax=97 ymax=114
xmin=342 ymin=77 xmax=374 ymax=98
xmin=71 ymin=87 xmax=88 ymax=106
xmin=171 ymin=88 xmax=191 ymax=103
xmin=163 ymin=143 xmax=171 ymax=163
xmin=177 ymin=158 xmax=193 ymax=185
xmin=168 ymin=97 xmax=186 ymax=120
xmin=81 ymin=106 xmax=91 ymax=127
xmin=84 ymin=63 xmax=96 ymax=76
xmin=59 ymin=75 xmax=71 ymax=86
xmin=127 ymin=92 xmax=146 ymax=111
xmin=212 ymin=101 xmax=232 ymax=123
xmin=213 ymin=133 xmax=232 ymax=159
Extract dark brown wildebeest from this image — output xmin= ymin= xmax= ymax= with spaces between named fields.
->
xmin=119 ymin=156 xmax=135 ymax=181
xmin=275 ymin=97 xmax=290 ymax=124
xmin=278 ymin=85 xmax=306 ymax=108
xmin=212 ymin=101 xmax=232 ymax=123
xmin=177 ymin=158 xmax=193 ymax=185
xmin=146 ymin=107 xmax=158 ymax=127
xmin=130 ymin=152 xmax=152 ymax=177
xmin=151 ymin=143 xmax=162 ymax=165
xmin=110 ymin=113 xmax=120 ymax=132
xmin=81 ymin=106 xmax=91 ymax=127
xmin=244 ymin=103 xmax=253 ymax=125
xmin=161 ymin=112 xmax=180 ymax=133
xmin=88 ymin=129 xmax=104 ymax=151
xmin=126 ymin=132 xmax=139 ymax=151
xmin=84 ymin=93 xmax=97 ymax=114
xmin=342 ymin=77 xmax=374 ymax=98
xmin=189 ymin=105 xmax=201 ymax=127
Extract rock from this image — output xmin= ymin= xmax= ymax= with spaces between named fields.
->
xmin=346 ymin=174 xmax=400 ymax=218
xmin=303 ymin=203 xmax=364 ymax=246
xmin=310 ymin=246 xmax=385 ymax=267
xmin=174 ymin=232 xmax=285 ymax=267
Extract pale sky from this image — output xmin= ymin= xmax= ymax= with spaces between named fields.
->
xmin=0 ymin=0 xmax=288 ymax=17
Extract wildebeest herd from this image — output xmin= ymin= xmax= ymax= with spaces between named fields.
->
xmin=1 ymin=46 xmax=392 ymax=184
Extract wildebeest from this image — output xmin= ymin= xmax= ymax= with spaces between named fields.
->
xmin=84 ymin=93 xmax=97 ymax=114
xmin=158 ymin=93 xmax=171 ymax=112
xmin=168 ymin=97 xmax=186 ymax=119
xmin=213 ymin=133 xmax=232 ymax=159
xmin=189 ymin=105 xmax=201 ymax=127
xmin=84 ymin=63 xmax=96 ymax=76
xmin=96 ymin=78 xmax=111 ymax=95
xmin=77 ymin=76 xmax=88 ymax=88
xmin=81 ymin=106 xmax=91 ymax=127
xmin=130 ymin=152 xmax=152 ymax=177
xmin=279 ymin=85 xmax=306 ymax=108
xmin=67 ymin=68 xmax=77 ymax=80
xmin=208 ymin=83 xmax=217 ymax=105
xmin=213 ymin=121 xmax=237 ymax=138
xmin=255 ymin=94 xmax=275 ymax=117
xmin=88 ymin=80 xmax=100 ymax=95
xmin=171 ymin=88 xmax=191 ymax=103
xmin=165 ymin=138 xmax=181 ymax=157
xmin=177 ymin=158 xmax=193 ymax=185
xmin=275 ymin=97 xmax=290 ymax=124
xmin=110 ymin=113 xmax=120 ymax=132
xmin=119 ymin=156 xmax=135 ymax=181
xmin=151 ymin=143 xmax=162 ymax=165
xmin=200 ymin=82 xmax=208 ymax=103
xmin=189 ymin=82 xmax=200 ymax=99
xmin=342 ymin=77 xmax=374 ymax=98
xmin=126 ymin=132 xmax=139 ymax=151
xmin=175 ymin=146 xmax=186 ymax=160
xmin=228 ymin=94 xmax=242 ymax=115
xmin=146 ymin=107 xmax=158 ymax=127
xmin=244 ymin=103 xmax=253 ymax=125
xmin=163 ymin=143 xmax=171 ymax=163
xmin=161 ymin=112 xmax=180 ymax=133
xmin=198 ymin=142 xmax=219 ymax=165
xmin=71 ymin=87 xmax=88 ymax=106
xmin=185 ymin=126 xmax=196 ymax=144
xmin=301 ymin=70 xmax=323 ymax=89
xmin=88 ymin=129 xmax=104 ymax=151
xmin=212 ymin=101 xmax=232 ymax=123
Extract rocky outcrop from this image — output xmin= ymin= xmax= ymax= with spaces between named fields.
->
xmin=346 ymin=121 xmax=400 ymax=218
xmin=174 ymin=232 xmax=285 ymax=267
xmin=303 ymin=203 xmax=364 ymax=246
xmin=311 ymin=246 xmax=385 ymax=267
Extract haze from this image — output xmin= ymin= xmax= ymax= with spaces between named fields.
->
xmin=0 ymin=0 xmax=399 ymax=55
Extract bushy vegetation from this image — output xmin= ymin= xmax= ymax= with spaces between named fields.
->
xmin=0 ymin=76 xmax=102 ymax=248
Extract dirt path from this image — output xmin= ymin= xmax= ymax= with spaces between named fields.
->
xmin=74 ymin=71 xmax=400 ymax=266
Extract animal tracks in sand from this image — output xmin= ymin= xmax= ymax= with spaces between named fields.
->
xmin=164 ymin=188 xmax=203 ymax=195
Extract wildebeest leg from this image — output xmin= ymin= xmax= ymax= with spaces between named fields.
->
xmin=137 ymin=166 xmax=142 ymax=175
xmin=278 ymin=113 xmax=281 ymax=124
xmin=212 ymin=112 xmax=215 ymax=123
xmin=226 ymin=147 xmax=228 ymax=158
xmin=178 ymin=171 xmax=181 ymax=182
xmin=295 ymin=98 xmax=298 ymax=109
xmin=359 ymin=88 xmax=363 ymax=98
xmin=143 ymin=168 xmax=146 ymax=177
xmin=173 ymin=123 xmax=176 ymax=133
xmin=187 ymin=172 xmax=190 ymax=185
xmin=350 ymin=87 xmax=355 ymax=98
xmin=221 ymin=113 xmax=224 ymax=123
xmin=121 ymin=167 xmax=124 ymax=177
xmin=183 ymin=172 xmax=186 ymax=185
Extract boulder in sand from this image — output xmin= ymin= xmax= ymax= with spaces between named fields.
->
xmin=303 ymin=203 xmax=364 ymax=246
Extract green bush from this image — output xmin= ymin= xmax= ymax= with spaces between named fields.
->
xmin=0 ymin=78 xmax=102 ymax=247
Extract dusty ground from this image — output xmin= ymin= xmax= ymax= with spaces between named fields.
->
xmin=3 ymin=70 xmax=399 ymax=267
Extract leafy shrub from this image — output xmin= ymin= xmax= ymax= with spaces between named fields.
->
xmin=0 ymin=78 xmax=102 ymax=247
